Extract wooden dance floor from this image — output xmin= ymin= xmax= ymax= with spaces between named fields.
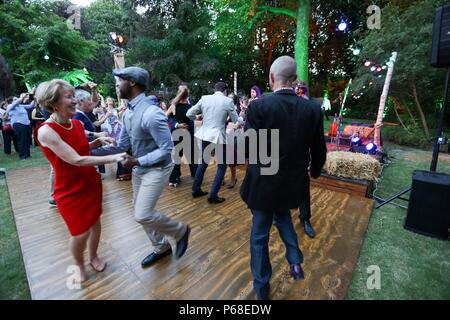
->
xmin=6 ymin=164 xmax=373 ymax=300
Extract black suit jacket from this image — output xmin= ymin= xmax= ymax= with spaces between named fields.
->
xmin=240 ymin=89 xmax=327 ymax=212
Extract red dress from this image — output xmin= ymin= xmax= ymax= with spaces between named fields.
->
xmin=39 ymin=120 xmax=102 ymax=236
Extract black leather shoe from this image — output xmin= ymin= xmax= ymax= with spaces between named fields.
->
xmin=301 ymin=219 xmax=316 ymax=238
xmin=290 ymin=264 xmax=305 ymax=280
xmin=192 ymin=190 xmax=208 ymax=198
xmin=207 ymin=197 xmax=226 ymax=204
xmin=141 ymin=248 xmax=172 ymax=268
xmin=175 ymin=225 xmax=191 ymax=259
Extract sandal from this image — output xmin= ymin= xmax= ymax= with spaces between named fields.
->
xmin=89 ymin=259 xmax=107 ymax=272
xmin=227 ymin=178 xmax=238 ymax=189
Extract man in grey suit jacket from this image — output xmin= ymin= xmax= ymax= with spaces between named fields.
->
xmin=187 ymin=82 xmax=241 ymax=204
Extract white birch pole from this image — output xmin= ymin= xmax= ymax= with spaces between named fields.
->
xmin=374 ymin=52 xmax=397 ymax=147
xmin=234 ymin=72 xmax=237 ymax=95
xmin=113 ymin=52 xmax=125 ymax=103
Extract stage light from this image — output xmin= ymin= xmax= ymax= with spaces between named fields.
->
xmin=378 ymin=75 xmax=383 ymax=78
xmin=364 ymin=60 xmax=372 ymax=67
xmin=365 ymin=143 xmax=377 ymax=154
xmin=382 ymin=65 xmax=387 ymax=70
xmin=44 ymin=55 xmax=49 ymax=61
xmin=351 ymin=136 xmax=362 ymax=146
xmin=353 ymin=48 xmax=361 ymax=56
xmin=338 ymin=21 xmax=348 ymax=31
xmin=370 ymin=66 xmax=376 ymax=72
xmin=376 ymin=65 xmax=383 ymax=72
xmin=109 ymin=32 xmax=117 ymax=41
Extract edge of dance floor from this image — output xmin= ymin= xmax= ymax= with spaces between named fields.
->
xmin=6 ymin=164 xmax=374 ymax=300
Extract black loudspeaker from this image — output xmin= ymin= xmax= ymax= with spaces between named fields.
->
xmin=405 ymin=170 xmax=450 ymax=240
xmin=431 ymin=4 xmax=450 ymax=68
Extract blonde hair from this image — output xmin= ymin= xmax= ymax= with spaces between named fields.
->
xmin=169 ymin=85 xmax=189 ymax=116
xmin=106 ymin=97 xmax=116 ymax=108
xmin=35 ymin=79 xmax=74 ymax=113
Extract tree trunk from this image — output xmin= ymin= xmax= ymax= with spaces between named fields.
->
xmin=411 ymin=83 xmax=430 ymax=138
xmin=401 ymin=97 xmax=417 ymax=126
xmin=392 ymin=97 xmax=408 ymax=131
xmin=295 ymin=0 xmax=310 ymax=86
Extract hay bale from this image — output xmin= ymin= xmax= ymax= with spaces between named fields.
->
xmin=324 ymin=151 xmax=381 ymax=181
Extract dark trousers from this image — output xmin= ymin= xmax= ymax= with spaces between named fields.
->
xmin=2 ymin=129 xmax=18 ymax=154
xmin=192 ymin=140 xmax=226 ymax=198
xmin=13 ymin=123 xmax=31 ymax=159
xmin=250 ymin=209 xmax=303 ymax=298
xmin=299 ymin=178 xmax=311 ymax=221
xmin=116 ymin=149 xmax=132 ymax=179
xmin=169 ymin=135 xmax=198 ymax=183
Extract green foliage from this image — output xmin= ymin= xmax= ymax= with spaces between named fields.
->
xmin=0 ymin=0 xmax=97 ymax=89
xmin=382 ymin=124 xmax=431 ymax=148
xmin=210 ymin=0 xmax=261 ymax=90
xmin=58 ymin=69 xmax=93 ymax=87
xmin=127 ymin=0 xmax=218 ymax=89
xmin=352 ymin=0 xmax=446 ymax=106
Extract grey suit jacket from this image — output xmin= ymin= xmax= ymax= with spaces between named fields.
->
xmin=187 ymin=92 xmax=240 ymax=144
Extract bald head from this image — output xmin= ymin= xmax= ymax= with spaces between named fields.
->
xmin=269 ymin=56 xmax=297 ymax=88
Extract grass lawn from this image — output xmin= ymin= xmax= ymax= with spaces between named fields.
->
xmin=0 ymin=146 xmax=47 ymax=300
xmin=347 ymin=143 xmax=450 ymax=300
xmin=0 ymin=137 xmax=449 ymax=300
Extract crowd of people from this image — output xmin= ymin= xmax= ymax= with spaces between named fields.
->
xmin=2 ymin=55 xmax=327 ymax=300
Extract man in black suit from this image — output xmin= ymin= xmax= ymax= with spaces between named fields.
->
xmin=240 ymin=56 xmax=327 ymax=300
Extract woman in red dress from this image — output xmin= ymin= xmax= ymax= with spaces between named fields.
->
xmin=35 ymin=79 xmax=126 ymax=283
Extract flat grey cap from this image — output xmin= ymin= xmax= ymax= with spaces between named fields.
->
xmin=112 ymin=67 xmax=149 ymax=90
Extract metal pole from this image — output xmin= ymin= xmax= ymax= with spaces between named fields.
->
xmin=430 ymin=67 xmax=450 ymax=172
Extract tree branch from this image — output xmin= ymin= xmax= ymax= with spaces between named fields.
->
xmin=257 ymin=5 xmax=297 ymax=19
xmin=248 ymin=5 xmax=297 ymax=29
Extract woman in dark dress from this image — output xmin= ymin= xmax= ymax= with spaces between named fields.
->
xmin=166 ymin=85 xmax=198 ymax=187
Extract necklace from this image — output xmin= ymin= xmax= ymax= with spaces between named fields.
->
xmin=50 ymin=115 xmax=73 ymax=130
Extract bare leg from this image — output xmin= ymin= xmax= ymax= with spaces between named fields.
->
xmin=87 ymin=219 xmax=106 ymax=272
xmin=227 ymin=165 xmax=238 ymax=188
xmin=70 ymin=230 xmax=90 ymax=282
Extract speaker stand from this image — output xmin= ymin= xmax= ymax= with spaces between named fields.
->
xmin=430 ymin=67 xmax=450 ymax=171
xmin=374 ymin=188 xmax=411 ymax=210
xmin=375 ymin=67 xmax=449 ymax=210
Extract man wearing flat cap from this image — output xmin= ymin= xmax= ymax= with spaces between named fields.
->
xmin=92 ymin=66 xmax=191 ymax=268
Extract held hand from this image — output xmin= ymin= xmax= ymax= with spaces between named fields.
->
xmin=113 ymin=153 xmax=128 ymax=163
xmin=121 ymin=155 xmax=139 ymax=169
xmin=99 ymin=136 xmax=115 ymax=146
xmin=98 ymin=131 xmax=108 ymax=138
xmin=177 ymin=123 xmax=189 ymax=130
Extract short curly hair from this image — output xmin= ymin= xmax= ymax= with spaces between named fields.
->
xmin=35 ymin=79 xmax=74 ymax=113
